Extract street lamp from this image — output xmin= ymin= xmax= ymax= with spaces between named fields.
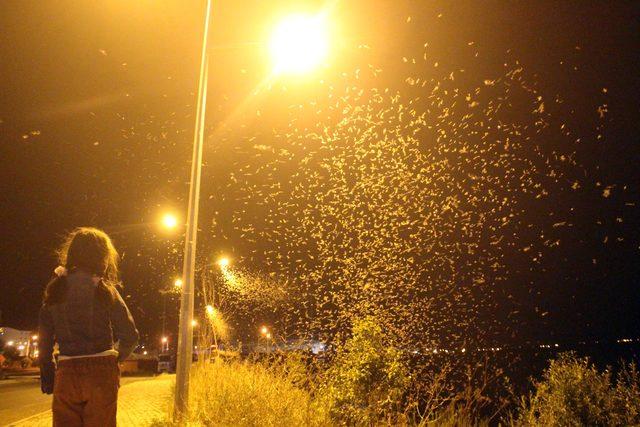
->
xmin=161 ymin=213 xmax=179 ymax=230
xmin=269 ymin=13 xmax=329 ymax=75
xmin=217 ymin=257 xmax=230 ymax=268
xmin=174 ymin=3 xmax=331 ymax=419
xmin=205 ymin=305 xmax=215 ymax=317
xmin=174 ymin=278 xmax=183 ymax=289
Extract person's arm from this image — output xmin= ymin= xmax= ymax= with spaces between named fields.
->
xmin=38 ymin=305 xmax=55 ymax=394
xmin=110 ymin=289 xmax=139 ymax=362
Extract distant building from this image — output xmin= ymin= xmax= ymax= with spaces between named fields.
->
xmin=0 ymin=327 xmax=37 ymax=358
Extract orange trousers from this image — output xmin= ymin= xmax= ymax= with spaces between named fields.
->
xmin=53 ymin=356 xmax=120 ymax=427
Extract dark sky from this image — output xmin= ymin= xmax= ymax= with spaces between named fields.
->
xmin=1 ymin=1 xmax=638 ymax=347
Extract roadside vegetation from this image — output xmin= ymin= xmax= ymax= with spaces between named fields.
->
xmin=513 ymin=353 xmax=640 ymax=426
xmin=153 ymin=318 xmax=640 ymax=426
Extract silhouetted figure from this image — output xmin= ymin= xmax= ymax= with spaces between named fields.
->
xmin=39 ymin=227 xmax=138 ymax=426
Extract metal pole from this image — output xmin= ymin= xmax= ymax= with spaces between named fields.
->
xmin=161 ymin=293 xmax=166 ymax=338
xmin=174 ymin=0 xmax=212 ymax=419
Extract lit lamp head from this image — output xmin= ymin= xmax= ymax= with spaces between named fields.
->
xmin=161 ymin=336 xmax=168 ymax=343
xmin=269 ymin=13 xmax=329 ymax=75
xmin=174 ymin=278 xmax=183 ymax=289
xmin=161 ymin=213 xmax=178 ymax=230
xmin=205 ymin=305 xmax=215 ymax=317
xmin=260 ymin=326 xmax=268 ymax=335
xmin=217 ymin=257 xmax=230 ymax=268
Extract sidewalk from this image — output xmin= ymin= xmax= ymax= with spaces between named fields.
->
xmin=10 ymin=374 xmax=174 ymax=426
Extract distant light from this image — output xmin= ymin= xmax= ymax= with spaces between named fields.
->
xmin=161 ymin=213 xmax=178 ymax=229
xmin=32 ymin=335 xmax=38 ymax=341
xmin=174 ymin=278 xmax=183 ymax=289
xmin=17 ymin=345 xmax=25 ymax=351
xmin=217 ymin=257 xmax=230 ymax=268
xmin=205 ymin=305 xmax=215 ymax=316
xmin=161 ymin=336 xmax=168 ymax=343
xmin=260 ymin=326 xmax=268 ymax=335
xmin=6 ymin=341 xmax=13 ymax=346
xmin=143 ymin=350 xmax=148 ymax=355
xmin=269 ymin=13 xmax=329 ymax=75
xmin=191 ymin=319 xmax=198 ymax=327
xmin=266 ymin=332 xmax=272 ymax=340
xmin=34 ymin=350 xmax=39 ymax=357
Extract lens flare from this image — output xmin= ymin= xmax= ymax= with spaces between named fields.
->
xmin=269 ymin=13 xmax=329 ymax=75
xmin=161 ymin=213 xmax=178 ymax=229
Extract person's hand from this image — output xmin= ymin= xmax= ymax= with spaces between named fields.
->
xmin=40 ymin=369 xmax=54 ymax=394
xmin=41 ymin=379 xmax=54 ymax=394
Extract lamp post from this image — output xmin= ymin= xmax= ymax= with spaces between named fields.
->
xmin=173 ymin=6 xmax=330 ymax=420
xmin=174 ymin=0 xmax=212 ymax=419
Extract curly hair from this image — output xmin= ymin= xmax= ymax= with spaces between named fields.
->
xmin=44 ymin=227 xmax=120 ymax=305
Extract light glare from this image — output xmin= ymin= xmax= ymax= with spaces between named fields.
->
xmin=269 ymin=14 xmax=329 ymax=75
xmin=161 ymin=213 xmax=178 ymax=229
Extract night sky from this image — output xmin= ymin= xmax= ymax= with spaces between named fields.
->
xmin=1 ymin=1 xmax=638 ymax=348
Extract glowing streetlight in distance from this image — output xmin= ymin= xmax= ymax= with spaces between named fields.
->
xmin=32 ymin=335 xmax=38 ymax=341
xmin=161 ymin=336 xmax=168 ymax=343
xmin=260 ymin=326 xmax=268 ymax=335
xmin=174 ymin=278 xmax=183 ymax=289
xmin=161 ymin=213 xmax=178 ymax=229
xmin=217 ymin=257 xmax=230 ymax=268
xmin=269 ymin=13 xmax=329 ymax=75
xmin=191 ymin=319 xmax=198 ymax=327
xmin=266 ymin=332 xmax=272 ymax=340
xmin=205 ymin=305 xmax=215 ymax=316
xmin=7 ymin=341 xmax=13 ymax=346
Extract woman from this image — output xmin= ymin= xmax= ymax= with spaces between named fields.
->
xmin=39 ymin=227 xmax=139 ymax=426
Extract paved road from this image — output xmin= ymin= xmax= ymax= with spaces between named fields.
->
xmin=0 ymin=375 xmax=50 ymax=426
xmin=0 ymin=374 xmax=158 ymax=426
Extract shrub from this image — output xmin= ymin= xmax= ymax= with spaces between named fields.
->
xmin=514 ymin=352 xmax=640 ymax=426
xmin=315 ymin=316 xmax=410 ymax=425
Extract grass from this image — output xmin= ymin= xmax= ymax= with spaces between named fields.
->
xmin=152 ymin=356 xmax=331 ymax=427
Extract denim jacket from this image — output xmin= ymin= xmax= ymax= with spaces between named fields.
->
xmin=38 ymin=270 xmax=138 ymax=392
